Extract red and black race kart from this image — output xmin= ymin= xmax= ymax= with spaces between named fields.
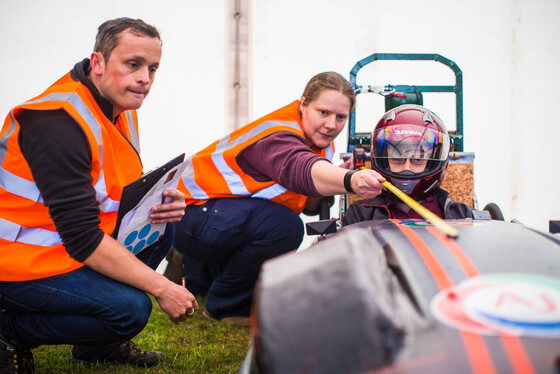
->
xmin=240 ymin=53 xmax=560 ymax=374
xmin=241 ymin=218 xmax=560 ymax=374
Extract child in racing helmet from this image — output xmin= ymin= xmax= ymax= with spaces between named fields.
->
xmin=342 ymin=104 xmax=476 ymax=226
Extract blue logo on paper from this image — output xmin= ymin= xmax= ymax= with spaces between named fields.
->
xmin=124 ymin=224 xmax=161 ymax=254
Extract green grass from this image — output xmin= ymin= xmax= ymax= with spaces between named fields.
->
xmin=32 ymin=296 xmax=252 ymax=373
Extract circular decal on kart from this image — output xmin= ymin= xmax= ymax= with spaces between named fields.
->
xmin=431 ymin=273 xmax=560 ymax=337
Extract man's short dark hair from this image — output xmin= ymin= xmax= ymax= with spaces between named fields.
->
xmin=94 ymin=17 xmax=161 ymax=62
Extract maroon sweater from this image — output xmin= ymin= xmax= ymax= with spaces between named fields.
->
xmin=237 ymin=131 xmax=329 ymax=198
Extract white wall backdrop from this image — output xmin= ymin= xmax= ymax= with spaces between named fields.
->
xmin=1 ymin=0 xmax=558 ymax=238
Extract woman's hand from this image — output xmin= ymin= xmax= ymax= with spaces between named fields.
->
xmin=310 ymin=160 xmax=385 ymax=199
xmin=350 ymin=169 xmax=385 ymax=199
xmin=149 ymin=189 xmax=186 ymax=224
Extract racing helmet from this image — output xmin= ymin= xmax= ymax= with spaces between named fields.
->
xmin=371 ymin=104 xmax=450 ymax=200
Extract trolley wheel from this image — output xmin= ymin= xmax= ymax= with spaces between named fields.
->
xmin=483 ymin=203 xmax=504 ymax=221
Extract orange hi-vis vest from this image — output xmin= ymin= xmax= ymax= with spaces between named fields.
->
xmin=0 ymin=72 xmax=143 ymax=281
xmin=178 ymin=101 xmax=334 ymax=214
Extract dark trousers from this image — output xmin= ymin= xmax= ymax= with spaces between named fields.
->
xmin=173 ymin=198 xmax=304 ymax=319
xmin=0 ymin=224 xmax=174 ymax=350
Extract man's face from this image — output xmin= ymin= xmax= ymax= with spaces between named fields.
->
xmin=300 ymin=89 xmax=351 ymax=149
xmin=91 ymin=30 xmax=162 ymax=117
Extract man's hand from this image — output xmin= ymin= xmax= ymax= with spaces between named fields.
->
xmin=84 ymin=235 xmax=198 ymax=324
xmin=149 ymin=189 xmax=186 ymax=224
xmin=155 ymin=281 xmax=199 ymax=324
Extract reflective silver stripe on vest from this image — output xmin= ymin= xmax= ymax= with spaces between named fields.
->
xmin=212 ymin=133 xmax=250 ymax=195
xmin=251 ymin=183 xmax=287 ymax=200
xmin=212 ymin=120 xmax=301 ymax=195
xmin=24 ymin=92 xmax=120 ymax=213
xmin=182 ymin=120 xmax=302 ymax=198
xmin=182 ymin=120 xmax=308 ymax=200
xmin=0 ymin=217 xmax=22 ymax=242
xmin=250 ymin=135 xmax=332 ymax=200
xmin=0 ymin=218 xmax=62 ymax=246
xmin=0 ymin=91 xmax=124 ymax=246
xmin=181 ymin=155 xmax=208 ymax=199
xmin=95 ymin=168 xmax=120 ymax=213
xmin=325 ymin=144 xmax=334 ymax=161
xmin=125 ymin=110 xmax=140 ymax=153
xmin=0 ymin=112 xmax=43 ymax=203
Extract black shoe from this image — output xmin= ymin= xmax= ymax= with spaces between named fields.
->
xmin=0 ymin=336 xmax=34 ymax=374
xmin=71 ymin=341 xmax=164 ymax=368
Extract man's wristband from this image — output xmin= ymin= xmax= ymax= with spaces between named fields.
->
xmin=344 ymin=170 xmax=356 ymax=193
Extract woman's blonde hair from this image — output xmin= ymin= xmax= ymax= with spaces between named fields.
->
xmin=300 ymin=72 xmax=356 ymax=111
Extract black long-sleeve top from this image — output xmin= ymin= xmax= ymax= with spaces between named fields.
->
xmin=16 ymin=59 xmax=119 ymax=262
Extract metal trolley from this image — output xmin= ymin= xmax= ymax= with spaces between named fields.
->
xmin=338 ymin=52 xmax=502 ymax=220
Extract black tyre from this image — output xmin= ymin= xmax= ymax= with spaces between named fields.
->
xmin=484 ymin=203 xmax=505 ymax=221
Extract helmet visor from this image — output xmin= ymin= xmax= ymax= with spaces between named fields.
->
xmin=372 ymin=124 xmax=449 ymax=176
xmin=374 ymin=124 xmax=449 ymax=160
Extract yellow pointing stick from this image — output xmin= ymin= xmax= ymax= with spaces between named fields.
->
xmin=356 ymin=165 xmax=459 ymax=237
xmin=381 ymin=180 xmax=459 ymax=238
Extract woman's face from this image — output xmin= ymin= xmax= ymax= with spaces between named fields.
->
xmin=300 ymin=89 xmax=351 ymax=149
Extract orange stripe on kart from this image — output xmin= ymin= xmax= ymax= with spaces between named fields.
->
xmin=426 ymin=226 xmax=480 ymax=278
xmin=394 ymin=222 xmax=495 ymax=374
xmin=500 ymin=336 xmax=536 ymax=374
xmin=396 ymin=221 xmax=537 ymax=374
xmin=461 ymin=331 xmax=497 ymax=374
xmin=426 ymin=225 xmax=536 ymax=373
xmin=395 ymin=223 xmax=453 ymax=290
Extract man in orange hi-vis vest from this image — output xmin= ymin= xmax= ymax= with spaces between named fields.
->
xmin=174 ymin=72 xmax=386 ymax=326
xmin=0 ymin=18 xmax=197 ymax=372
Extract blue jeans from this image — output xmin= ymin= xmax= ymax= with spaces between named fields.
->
xmin=173 ymin=198 xmax=304 ymax=319
xmin=0 ymin=224 xmax=174 ymax=350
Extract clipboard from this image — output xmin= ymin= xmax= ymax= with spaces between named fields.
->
xmin=112 ymin=153 xmax=185 ymax=239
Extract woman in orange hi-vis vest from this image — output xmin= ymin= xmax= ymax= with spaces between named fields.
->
xmin=174 ymin=72 xmax=386 ymax=325
xmin=0 ymin=18 xmax=196 ymax=371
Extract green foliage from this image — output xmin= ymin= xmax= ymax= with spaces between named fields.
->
xmin=33 ymin=296 xmax=251 ymax=374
